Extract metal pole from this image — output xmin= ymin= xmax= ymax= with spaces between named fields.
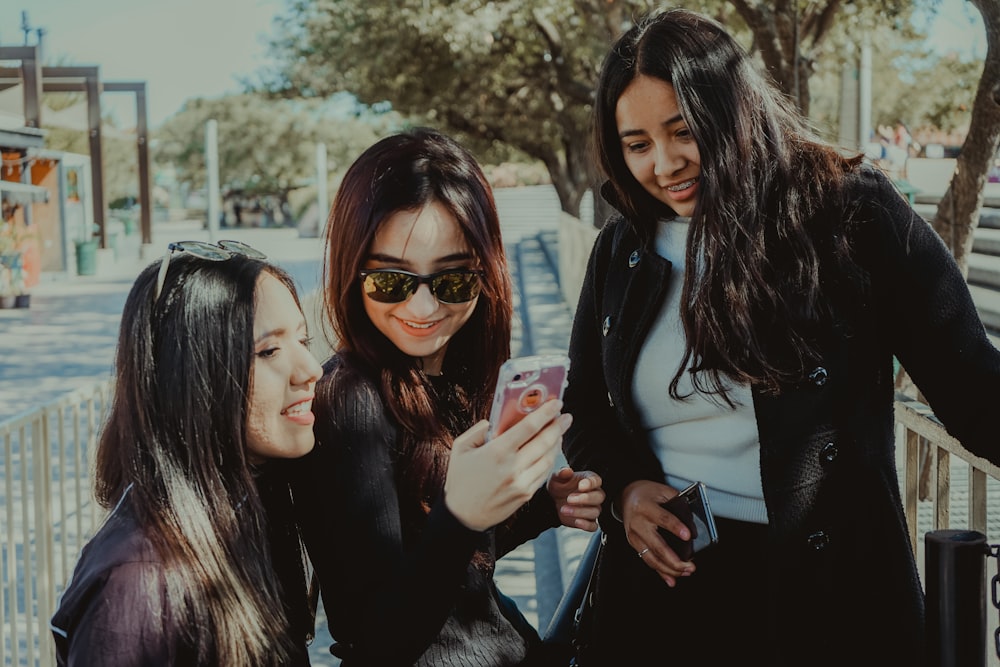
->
xmin=315 ymin=142 xmax=328 ymax=238
xmin=84 ymin=69 xmax=106 ymax=249
xmin=925 ymin=529 xmax=989 ymax=667
xmin=858 ymin=36 xmax=872 ymax=153
xmin=205 ymin=119 xmax=220 ymax=241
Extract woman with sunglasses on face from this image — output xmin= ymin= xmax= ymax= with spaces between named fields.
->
xmin=50 ymin=241 xmax=324 ymax=666
xmin=563 ymin=8 xmax=1000 ymax=667
xmin=289 ymin=127 xmax=605 ymax=666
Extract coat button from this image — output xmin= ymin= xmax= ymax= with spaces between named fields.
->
xmin=602 ymin=316 xmax=612 ymax=336
xmin=808 ymin=367 xmax=829 ymax=386
xmin=820 ymin=441 xmax=838 ymax=464
xmin=807 ymin=530 xmax=830 ymax=550
xmin=628 ymin=250 xmax=640 ymax=268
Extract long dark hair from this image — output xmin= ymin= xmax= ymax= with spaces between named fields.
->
xmin=323 ymin=127 xmax=513 ymax=513
xmin=593 ymin=8 xmax=863 ymax=399
xmin=95 ymin=253 xmax=309 ymax=666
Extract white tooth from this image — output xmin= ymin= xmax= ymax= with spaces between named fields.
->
xmin=667 ymin=178 xmax=697 ymax=192
xmin=286 ymin=401 xmax=312 ymax=416
xmin=405 ymin=320 xmax=434 ymax=329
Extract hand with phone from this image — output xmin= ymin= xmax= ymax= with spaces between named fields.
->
xmin=485 ymin=354 xmax=571 ymax=441
xmin=618 ymin=479 xmax=716 ymax=586
xmin=445 ymin=400 xmax=571 ymax=532
xmin=657 ymin=482 xmax=718 ymax=560
xmin=484 ymin=354 xmax=606 ymax=532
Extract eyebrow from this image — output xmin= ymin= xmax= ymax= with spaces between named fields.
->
xmin=255 ymin=319 xmax=307 ymax=344
xmin=619 ymin=113 xmax=685 ymax=139
xmin=367 ymin=251 xmax=476 ymax=265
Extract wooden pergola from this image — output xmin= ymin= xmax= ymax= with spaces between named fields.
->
xmin=0 ymin=44 xmax=152 ymax=248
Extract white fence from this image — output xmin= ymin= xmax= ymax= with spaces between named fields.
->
xmin=1 ymin=382 xmax=107 ymax=667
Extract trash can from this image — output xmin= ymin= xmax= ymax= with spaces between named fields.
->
xmin=75 ymin=239 xmax=98 ymax=276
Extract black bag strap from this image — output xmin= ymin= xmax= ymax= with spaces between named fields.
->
xmin=541 ymin=527 xmax=604 ymax=648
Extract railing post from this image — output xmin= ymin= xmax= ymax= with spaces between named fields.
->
xmin=925 ymin=529 xmax=989 ymax=667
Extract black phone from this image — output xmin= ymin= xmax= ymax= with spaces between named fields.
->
xmin=658 ymin=481 xmax=719 ymax=561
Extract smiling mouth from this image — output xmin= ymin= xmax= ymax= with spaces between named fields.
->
xmin=403 ymin=319 xmax=438 ymax=329
xmin=666 ymin=177 xmax=699 ymax=192
xmin=283 ymin=400 xmax=313 ymax=416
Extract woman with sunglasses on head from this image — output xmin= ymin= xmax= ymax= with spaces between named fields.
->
xmin=563 ymin=7 xmax=1000 ymax=667
xmin=50 ymin=241 xmax=323 ymax=666
xmin=289 ymin=127 xmax=605 ymax=666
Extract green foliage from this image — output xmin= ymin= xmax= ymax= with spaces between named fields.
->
xmin=153 ymin=93 xmax=399 ymax=199
xmin=261 ymin=0 xmax=984 ymax=214
xmin=809 ymin=4 xmax=982 ymax=140
xmin=43 ymin=126 xmax=138 ymax=205
xmin=263 ymin=0 xmax=678 ymax=214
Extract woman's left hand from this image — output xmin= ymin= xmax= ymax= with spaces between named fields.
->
xmin=547 ymin=467 xmax=605 ymax=531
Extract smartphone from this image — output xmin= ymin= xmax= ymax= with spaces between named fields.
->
xmin=658 ymin=481 xmax=719 ymax=561
xmin=485 ymin=354 xmax=570 ymax=441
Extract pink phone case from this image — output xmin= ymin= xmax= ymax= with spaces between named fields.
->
xmin=486 ymin=354 xmax=570 ymax=441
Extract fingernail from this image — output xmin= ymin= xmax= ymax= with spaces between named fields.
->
xmin=558 ymin=413 xmax=573 ymax=430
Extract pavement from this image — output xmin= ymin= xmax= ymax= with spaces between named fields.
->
xmin=0 ymin=207 xmax=589 ymax=666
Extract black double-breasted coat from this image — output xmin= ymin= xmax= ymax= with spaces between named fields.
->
xmin=562 ymin=166 xmax=1000 ymax=665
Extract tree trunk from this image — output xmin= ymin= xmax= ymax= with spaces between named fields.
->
xmin=732 ymin=0 xmax=842 ymax=116
xmin=929 ymin=0 xmax=1000 ymax=274
xmin=539 ymin=145 xmax=591 ymax=219
xmin=906 ymin=0 xmax=1000 ymax=500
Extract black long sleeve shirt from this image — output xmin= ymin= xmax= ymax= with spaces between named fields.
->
xmin=290 ymin=355 xmax=560 ymax=667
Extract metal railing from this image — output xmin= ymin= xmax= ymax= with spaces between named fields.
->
xmin=1 ymin=381 xmax=996 ymax=665
xmin=895 ymin=391 xmax=1000 ymax=667
xmin=1 ymin=382 xmax=108 ymax=667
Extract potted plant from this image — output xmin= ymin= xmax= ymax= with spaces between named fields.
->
xmin=0 ymin=222 xmax=23 ymax=307
xmin=0 ymin=221 xmax=33 ymax=308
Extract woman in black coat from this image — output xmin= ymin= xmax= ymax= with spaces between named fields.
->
xmin=562 ymin=8 xmax=1000 ymax=666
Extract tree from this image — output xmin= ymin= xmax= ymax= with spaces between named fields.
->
xmin=263 ymin=0 xmax=648 ymax=217
xmin=931 ymin=0 xmax=1000 ymax=272
xmin=727 ymin=1 xmax=928 ymax=116
xmin=154 ymin=93 xmax=394 ymax=222
xmin=41 ymin=92 xmax=139 ymax=205
xmin=264 ymin=0 xmax=947 ymax=218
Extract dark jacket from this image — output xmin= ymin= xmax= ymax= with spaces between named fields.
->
xmin=51 ymin=491 xmax=195 ymax=667
xmin=563 ymin=165 xmax=1000 ymax=666
xmin=50 ymin=480 xmax=312 ymax=667
xmin=290 ymin=354 xmax=561 ymax=667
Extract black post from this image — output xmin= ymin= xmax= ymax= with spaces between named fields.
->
xmin=925 ymin=529 xmax=989 ymax=667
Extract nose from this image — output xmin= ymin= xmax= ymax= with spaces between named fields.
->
xmin=404 ymin=283 xmax=440 ymax=319
xmin=292 ymin=345 xmax=323 ymax=387
xmin=653 ymin=142 xmax=685 ymax=177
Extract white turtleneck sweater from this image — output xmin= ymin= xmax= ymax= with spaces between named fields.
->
xmin=631 ymin=217 xmax=767 ymax=524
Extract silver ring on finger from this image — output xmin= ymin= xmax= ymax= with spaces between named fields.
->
xmin=637 ymin=547 xmax=650 ymax=559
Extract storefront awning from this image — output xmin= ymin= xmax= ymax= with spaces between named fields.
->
xmin=0 ymin=180 xmax=49 ymax=205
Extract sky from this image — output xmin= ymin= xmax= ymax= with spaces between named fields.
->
xmin=0 ymin=0 xmax=989 ymax=131
xmin=0 ymin=0 xmax=286 ymax=128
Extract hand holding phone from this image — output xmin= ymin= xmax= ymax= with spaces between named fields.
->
xmin=658 ymin=481 xmax=719 ymax=561
xmin=486 ymin=354 xmax=570 ymax=441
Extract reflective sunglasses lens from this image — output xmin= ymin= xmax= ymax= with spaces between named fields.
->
xmin=432 ymin=272 xmax=481 ymax=303
xmin=217 ymin=240 xmax=267 ymax=259
xmin=171 ymin=241 xmax=230 ymax=261
xmin=363 ymin=271 xmax=417 ymax=303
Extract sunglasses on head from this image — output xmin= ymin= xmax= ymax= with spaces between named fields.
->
xmin=155 ymin=240 xmax=267 ymax=301
xmin=359 ymin=268 xmax=483 ymax=304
